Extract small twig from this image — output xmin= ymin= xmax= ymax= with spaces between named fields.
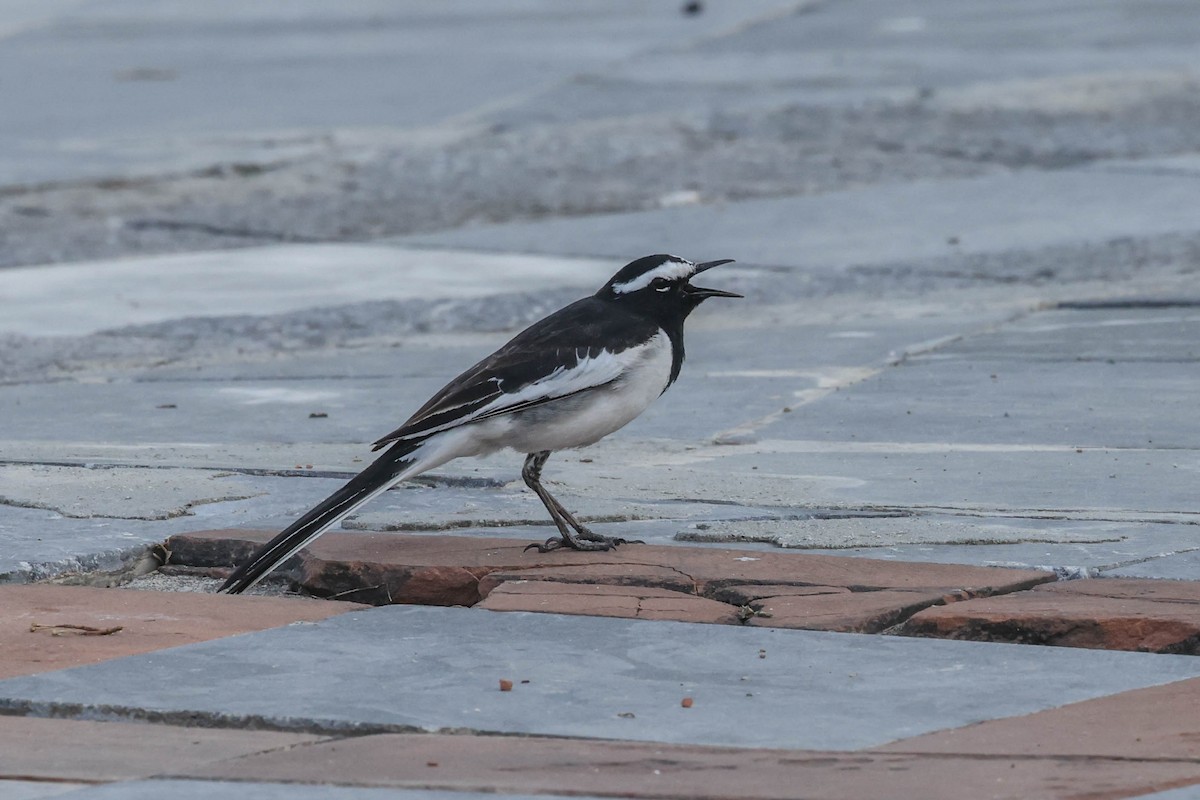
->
xmin=30 ymin=622 xmax=123 ymax=636
xmin=329 ymin=584 xmax=385 ymax=601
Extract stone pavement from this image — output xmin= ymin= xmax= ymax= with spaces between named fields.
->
xmin=2 ymin=1 xmax=1200 ymax=798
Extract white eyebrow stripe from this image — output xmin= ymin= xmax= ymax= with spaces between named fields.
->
xmin=611 ymin=259 xmax=694 ymax=294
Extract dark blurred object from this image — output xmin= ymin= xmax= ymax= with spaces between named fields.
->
xmin=682 ymin=1 xmax=703 ymax=16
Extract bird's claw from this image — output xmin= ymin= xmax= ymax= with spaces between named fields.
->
xmin=524 ymin=537 xmax=566 ymax=553
xmin=523 ymin=534 xmax=644 ymax=553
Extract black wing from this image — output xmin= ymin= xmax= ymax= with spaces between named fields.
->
xmin=372 ymin=296 xmax=657 ymax=450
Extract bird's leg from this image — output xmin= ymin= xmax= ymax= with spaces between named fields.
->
xmin=521 ymin=451 xmax=634 ymax=552
xmin=546 ymin=497 xmax=643 ymax=547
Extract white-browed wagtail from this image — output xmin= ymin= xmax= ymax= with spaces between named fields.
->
xmin=219 ymin=254 xmax=739 ymax=594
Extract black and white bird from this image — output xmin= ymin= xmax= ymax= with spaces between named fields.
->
xmin=218 ymin=254 xmax=739 ymax=594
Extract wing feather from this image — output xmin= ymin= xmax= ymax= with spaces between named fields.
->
xmin=372 ymin=297 xmax=655 ymax=451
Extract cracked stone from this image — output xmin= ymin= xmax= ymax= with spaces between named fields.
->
xmin=898 ymin=578 xmax=1200 ymax=653
xmin=0 ymin=464 xmax=259 ymax=520
xmin=746 ymin=590 xmax=946 ymax=633
xmin=477 ymin=581 xmax=740 ymax=624
xmin=476 ymin=564 xmax=699 ymax=598
xmin=166 ymin=530 xmax=1054 ymax=630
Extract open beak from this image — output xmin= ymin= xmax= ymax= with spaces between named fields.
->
xmin=686 ymin=258 xmax=742 ymax=299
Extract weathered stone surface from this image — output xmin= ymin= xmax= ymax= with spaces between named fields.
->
xmin=177 ymin=731 xmax=1200 ymax=800
xmin=748 ymin=590 xmax=945 ymax=633
xmin=0 ymin=716 xmax=321 ymax=782
xmin=476 ymin=564 xmax=698 ymax=598
xmin=477 ymin=581 xmax=741 ymax=624
xmin=0 ymin=585 xmax=364 ymax=679
xmin=6 ymin=604 xmax=1200 ymax=751
xmin=876 ymin=675 xmax=1200 ymax=760
xmin=899 ymin=578 xmax=1200 ymax=653
xmin=170 ymin=528 xmax=1052 ymax=599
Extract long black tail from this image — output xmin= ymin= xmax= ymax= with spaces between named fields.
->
xmin=218 ymin=440 xmax=421 ymax=594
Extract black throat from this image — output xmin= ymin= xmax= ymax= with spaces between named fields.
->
xmin=594 ymin=287 xmax=700 ymax=393
xmin=659 ymin=312 xmax=688 ymax=389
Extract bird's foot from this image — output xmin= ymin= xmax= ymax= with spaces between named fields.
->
xmin=554 ymin=513 xmax=645 ymax=547
xmin=575 ymin=527 xmax=644 ymax=547
xmin=522 ymin=533 xmax=640 ymax=553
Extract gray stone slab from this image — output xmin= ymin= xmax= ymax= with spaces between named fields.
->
xmin=1137 ymin=785 xmax=1200 ymax=800
xmin=0 ymin=309 xmax=994 ymax=548
xmin=1105 ymin=550 xmax=1200 ymax=580
xmin=2 ymin=605 xmax=1199 ymax=751
xmin=7 ymin=293 xmax=1197 ymax=581
xmin=626 ymin=445 xmax=1199 ymax=519
xmin=485 ymin=0 xmax=1200 ymax=123
xmin=0 ymin=376 xmax=417 ymax=447
xmin=717 ymin=519 xmax=1200 ymax=577
xmin=0 ymin=465 xmax=259 ymax=520
xmin=0 ymin=307 xmax=1016 ymax=447
xmin=1093 ymin=154 xmax=1200 ymax=178
xmin=924 ymin=306 xmax=1200 ymax=363
xmin=694 ymin=0 xmax=1200 ymax=97
xmin=54 ymin=780 xmax=590 ymax=800
xmin=0 ymin=1 xmax=791 ymax=185
xmin=786 ymin=356 xmax=1197 ymax=449
xmin=0 ymin=781 xmax=88 ymax=800
xmin=0 ymin=248 xmax=614 ymax=338
xmin=0 ymin=472 xmax=354 ymax=582
xmin=399 ymin=169 xmax=1200 ymax=270
xmin=0 ymin=452 xmax=783 ymax=583
xmin=684 ymin=514 xmax=1130 ymax=551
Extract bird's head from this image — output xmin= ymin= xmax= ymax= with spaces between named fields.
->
xmin=598 ymin=254 xmax=741 ymax=316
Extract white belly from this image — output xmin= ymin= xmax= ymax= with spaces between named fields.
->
xmin=475 ymin=330 xmax=673 ymax=454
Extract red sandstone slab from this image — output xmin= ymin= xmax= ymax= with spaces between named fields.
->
xmin=0 ymin=716 xmax=321 ymax=782
xmin=177 ymin=731 xmax=1200 ymax=800
xmin=477 ymin=581 xmax=741 ymax=624
xmin=748 ymin=590 xmax=943 ymax=633
xmin=0 ymin=585 xmax=366 ymax=679
xmin=875 ymin=675 xmax=1200 ymax=760
xmin=900 ymin=578 xmax=1200 ymax=653
xmin=169 ymin=529 xmax=1053 ymax=609
xmin=476 ymin=564 xmax=698 ymax=597
xmin=1035 ymin=577 xmax=1200 ymax=604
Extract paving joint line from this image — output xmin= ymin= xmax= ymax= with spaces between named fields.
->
xmin=1094 ymin=547 xmax=1200 ymax=575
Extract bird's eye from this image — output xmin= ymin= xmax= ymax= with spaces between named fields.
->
xmin=651 ymin=278 xmax=672 ymax=292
